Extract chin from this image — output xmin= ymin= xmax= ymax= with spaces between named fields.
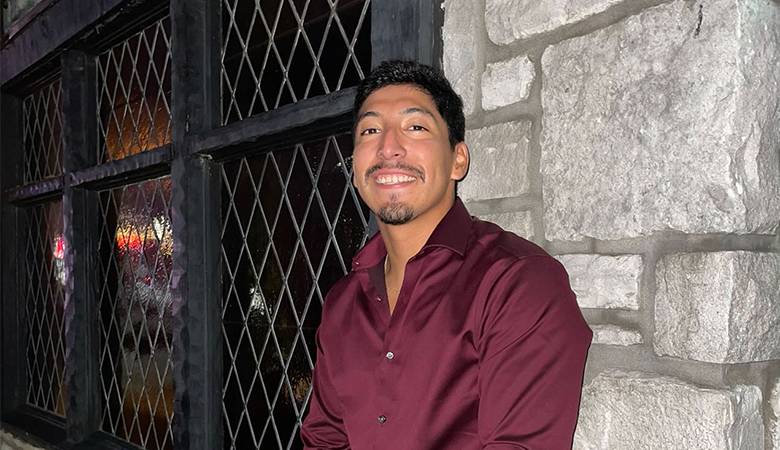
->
xmin=376 ymin=202 xmax=415 ymax=226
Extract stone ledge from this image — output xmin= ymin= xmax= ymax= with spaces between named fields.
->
xmin=574 ymin=371 xmax=764 ymax=449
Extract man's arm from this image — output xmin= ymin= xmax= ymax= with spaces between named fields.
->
xmin=476 ymin=256 xmax=592 ymax=450
xmin=301 ymin=328 xmax=351 ymax=450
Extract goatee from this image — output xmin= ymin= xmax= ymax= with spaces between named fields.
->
xmin=377 ymin=202 xmax=414 ymax=225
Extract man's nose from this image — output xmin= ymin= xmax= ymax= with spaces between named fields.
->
xmin=377 ymin=128 xmax=406 ymax=160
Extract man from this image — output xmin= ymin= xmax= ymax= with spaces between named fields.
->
xmin=301 ymin=60 xmax=592 ymax=450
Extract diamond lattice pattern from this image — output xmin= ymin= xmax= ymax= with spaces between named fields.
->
xmin=25 ymin=201 xmax=67 ymax=417
xmin=97 ymin=177 xmax=174 ymax=450
xmin=221 ymin=0 xmax=372 ymax=124
xmin=97 ymin=17 xmax=172 ymax=164
xmin=221 ymin=133 xmax=369 ymax=449
xmin=23 ymin=78 xmax=63 ymax=184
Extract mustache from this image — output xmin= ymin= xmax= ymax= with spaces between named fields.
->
xmin=364 ymin=162 xmax=425 ymax=183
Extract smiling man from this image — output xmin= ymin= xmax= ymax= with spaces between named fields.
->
xmin=301 ymin=60 xmax=592 ymax=450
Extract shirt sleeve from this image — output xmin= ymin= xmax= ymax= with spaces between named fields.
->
xmin=301 ymin=326 xmax=351 ymax=450
xmin=476 ymin=256 xmax=592 ymax=450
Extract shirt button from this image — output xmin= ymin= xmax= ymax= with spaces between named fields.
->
xmin=385 ymin=351 xmax=394 ymax=360
xmin=378 ymin=415 xmax=387 ymax=424
xmin=375 ymin=296 xmax=382 ymax=302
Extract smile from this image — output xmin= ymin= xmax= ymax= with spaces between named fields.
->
xmin=375 ymin=174 xmax=417 ymax=185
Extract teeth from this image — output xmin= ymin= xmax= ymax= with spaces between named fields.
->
xmin=376 ymin=174 xmax=415 ymax=185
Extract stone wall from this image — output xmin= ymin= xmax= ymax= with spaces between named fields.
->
xmin=444 ymin=0 xmax=780 ymax=448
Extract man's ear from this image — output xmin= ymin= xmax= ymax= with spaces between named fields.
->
xmin=451 ymin=142 xmax=470 ymax=182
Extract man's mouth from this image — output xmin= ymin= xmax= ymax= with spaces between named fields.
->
xmin=375 ymin=174 xmax=417 ymax=185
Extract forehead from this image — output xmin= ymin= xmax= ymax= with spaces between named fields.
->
xmin=359 ymin=84 xmax=439 ymax=115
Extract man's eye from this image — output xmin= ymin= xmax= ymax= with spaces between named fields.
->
xmin=360 ymin=128 xmax=379 ymax=135
xmin=409 ymin=125 xmax=428 ymax=131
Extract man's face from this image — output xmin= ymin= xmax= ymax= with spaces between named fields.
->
xmin=353 ymin=84 xmax=468 ymax=226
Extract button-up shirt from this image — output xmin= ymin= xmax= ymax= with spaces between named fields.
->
xmin=301 ymin=199 xmax=592 ymax=450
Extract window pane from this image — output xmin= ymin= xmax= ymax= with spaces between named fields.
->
xmin=98 ymin=177 xmax=174 ymax=450
xmin=23 ymin=78 xmax=63 ymax=184
xmin=24 ymin=200 xmax=66 ymax=417
xmin=97 ymin=17 xmax=172 ymax=164
xmin=221 ymin=0 xmax=372 ymax=124
xmin=221 ymin=133 xmax=369 ymax=449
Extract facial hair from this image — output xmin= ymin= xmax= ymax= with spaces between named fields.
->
xmin=364 ymin=163 xmax=423 ymax=225
xmin=377 ymin=199 xmax=414 ymax=225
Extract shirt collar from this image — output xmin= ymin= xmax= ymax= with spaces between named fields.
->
xmin=351 ymin=198 xmax=473 ymax=271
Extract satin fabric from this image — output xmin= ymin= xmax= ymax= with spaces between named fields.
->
xmin=302 ymin=198 xmax=592 ymax=450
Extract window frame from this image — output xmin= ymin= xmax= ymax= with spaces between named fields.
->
xmin=0 ymin=0 xmax=443 ymax=449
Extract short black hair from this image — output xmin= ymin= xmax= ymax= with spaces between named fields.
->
xmin=354 ymin=60 xmax=466 ymax=148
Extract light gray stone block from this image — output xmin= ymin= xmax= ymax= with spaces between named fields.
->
xmin=461 ymin=121 xmax=531 ymax=202
xmin=485 ymin=0 xmax=624 ymax=45
xmin=556 ymin=254 xmax=641 ymax=310
xmin=771 ymin=379 xmax=780 ymax=450
xmin=443 ymin=0 xmax=478 ymax=115
xmin=0 ymin=431 xmax=48 ymax=450
xmin=481 ymin=55 xmax=535 ymax=110
xmin=541 ymin=0 xmax=780 ymax=241
xmin=574 ymin=371 xmax=764 ymax=450
xmin=591 ymin=324 xmax=642 ymax=346
xmin=478 ymin=211 xmax=534 ymax=240
xmin=655 ymin=251 xmax=780 ymax=363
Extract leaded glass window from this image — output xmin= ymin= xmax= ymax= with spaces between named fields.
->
xmin=22 ymin=78 xmax=63 ymax=184
xmin=221 ymin=0 xmax=371 ymax=124
xmin=97 ymin=177 xmax=174 ymax=450
xmin=221 ymin=133 xmax=369 ymax=449
xmin=96 ymin=17 xmax=172 ymax=164
xmin=24 ymin=200 xmax=67 ymax=417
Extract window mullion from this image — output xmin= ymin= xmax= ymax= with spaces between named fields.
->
xmin=169 ymin=1 xmax=223 ymax=450
xmin=0 ymin=93 xmax=27 ymax=415
xmin=61 ymin=49 xmax=102 ymax=444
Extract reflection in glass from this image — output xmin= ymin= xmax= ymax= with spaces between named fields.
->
xmin=97 ymin=17 xmax=172 ymax=163
xmin=24 ymin=200 xmax=66 ymax=417
xmin=221 ymin=133 xmax=369 ymax=449
xmin=98 ymin=178 xmax=174 ymax=450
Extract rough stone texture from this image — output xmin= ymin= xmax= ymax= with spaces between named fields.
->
xmin=0 ymin=431 xmax=49 ymax=450
xmin=771 ymin=379 xmax=780 ymax=450
xmin=485 ymin=0 xmax=624 ymax=45
xmin=460 ymin=121 xmax=531 ymax=202
xmin=591 ymin=324 xmax=642 ymax=346
xmin=477 ymin=211 xmax=534 ymax=240
xmin=574 ymin=371 xmax=764 ymax=450
xmin=541 ymin=0 xmax=780 ymax=241
xmin=443 ymin=0 xmax=478 ymax=115
xmin=481 ymin=55 xmax=535 ymax=110
xmin=655 ymin=251 xmax=780 ymax=363
xmin=555 ymin=254 xmax=641 ymax=310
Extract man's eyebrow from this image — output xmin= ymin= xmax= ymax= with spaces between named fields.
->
xmin=400 ymin=107 xmax=435 ymax=118
xmin=356 ymin=110 xmax=380 ymax=123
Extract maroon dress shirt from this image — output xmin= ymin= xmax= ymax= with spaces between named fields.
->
xmin=301 ymin=199 xmax=592 ymax=450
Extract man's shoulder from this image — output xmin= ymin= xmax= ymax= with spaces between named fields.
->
xmin=468 ymin=216 xmax=550 ymax=263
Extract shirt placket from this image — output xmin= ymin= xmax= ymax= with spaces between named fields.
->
xmin=362 ymin=258 xmax=424 ymax=450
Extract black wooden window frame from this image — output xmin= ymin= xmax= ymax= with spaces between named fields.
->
xmin=0 ymin=0 xmax=443 ymax=449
